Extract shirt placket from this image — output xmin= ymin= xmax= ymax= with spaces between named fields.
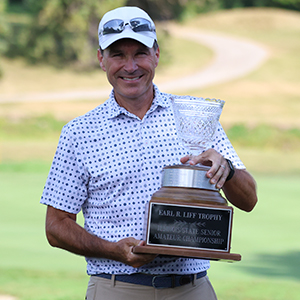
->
xmin=138 ymin=118 xmax=148 ymax=193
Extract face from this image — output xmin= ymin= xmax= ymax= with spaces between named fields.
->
xmin=97 ymin=39 xmax=160 ymax=107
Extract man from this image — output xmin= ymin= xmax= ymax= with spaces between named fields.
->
xmin=41 ymin=6 xmax=257 ymax=300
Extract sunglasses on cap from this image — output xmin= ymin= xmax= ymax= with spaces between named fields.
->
xmin=100 ymin=18 xmax=156 ymax=36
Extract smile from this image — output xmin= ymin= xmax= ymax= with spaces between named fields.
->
xmin=122 ymin=76 xmax=142 ymax=81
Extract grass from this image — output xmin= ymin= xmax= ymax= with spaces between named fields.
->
xmin=0 ymin=167 xmax=88 ymax=299
xmin=182 ymin=8 xmax=300 ymax=129
xmin=0 ymin=270 xmax=87 ymax=300
xmin=210 ymin=173 xmax=300 ymax=299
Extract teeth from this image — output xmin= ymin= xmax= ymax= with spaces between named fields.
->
xmin=123 ymin=76 xmax=140 ymax=81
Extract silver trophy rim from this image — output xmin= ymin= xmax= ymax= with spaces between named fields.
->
xmin=162 ymin=165 xmax=218 ymax=191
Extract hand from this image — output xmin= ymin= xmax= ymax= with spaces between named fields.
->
xmin=180 ymin=148 xmax=229 ymax=189
xmin=113 ymin=238 xmax=157 ymax=268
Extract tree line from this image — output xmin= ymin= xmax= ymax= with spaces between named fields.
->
xmin=0 ymin=0 xmax=299 ymax=75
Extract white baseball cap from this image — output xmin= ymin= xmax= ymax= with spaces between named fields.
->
xmin=98 ymin=6 xmax=157 ymax=50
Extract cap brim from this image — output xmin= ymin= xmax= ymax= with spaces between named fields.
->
xmin=99 ymin=30 xmax=156 ymax=50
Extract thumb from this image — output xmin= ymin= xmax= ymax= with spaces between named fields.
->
xmin=138 ymin=240 xmax=146 ymax=246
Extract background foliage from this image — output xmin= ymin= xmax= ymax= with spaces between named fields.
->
xmin=6 ymin=0 xmax=126 ymax=69
xmin=0 ymin=0 xmax=9 ymax=77
xmin=2 ymin=0 xmax=300 ymax=70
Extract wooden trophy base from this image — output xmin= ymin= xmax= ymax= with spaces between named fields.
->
xmin=138 ymin=165 xmax=242 ymax=263
xmin=133 ymin=245 xmax=241 ymax=262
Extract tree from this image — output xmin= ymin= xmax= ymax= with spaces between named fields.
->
xmin=272 ymin=0 xmax=300 ymax=9
xmin=126 ymin=0 xmax=220 ymax=20
xmin=23 ymin=0 xmax=126 ymax=69
xmin=0 ymin=0 xmax=9 ymax=77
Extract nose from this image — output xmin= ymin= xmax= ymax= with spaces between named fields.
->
xmin=124 ymin=56 xmax=138 ymax=73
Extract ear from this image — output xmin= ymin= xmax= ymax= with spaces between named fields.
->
xmin=154 ymin=46 xmax=160 ymax=68
xmin=97 ymin=49 xmax=106 ymax=72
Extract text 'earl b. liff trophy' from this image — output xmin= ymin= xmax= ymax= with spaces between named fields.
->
xmin=134 ymin=96 xmax=241 ymax=262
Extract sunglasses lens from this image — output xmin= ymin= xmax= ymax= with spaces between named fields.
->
xmin=102 ymin=19 xmax=124 ymax=35
xmin=130 ymin=18 xmax=153 ymax=32
xmin=101 ymin=18 xmax=154 ymax=36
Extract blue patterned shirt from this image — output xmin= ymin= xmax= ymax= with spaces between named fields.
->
xmin=40 ymin=85 xmax=244 ymax=275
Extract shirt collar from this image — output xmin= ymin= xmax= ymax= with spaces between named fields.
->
xmin=107 ymin=84 xmax=170 ymax=119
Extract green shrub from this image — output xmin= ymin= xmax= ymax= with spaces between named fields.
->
xmin=226 ymin=124 xmax=300 ymax=150
xmin=0 ymin=0 xmax=9 ymax=77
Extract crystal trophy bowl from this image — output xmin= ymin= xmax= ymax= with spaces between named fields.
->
xmin=172 ymin=96 xmax=225 ymax=157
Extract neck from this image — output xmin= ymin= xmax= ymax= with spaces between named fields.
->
xmin=114 ymin=86 xmax=155 ymax=120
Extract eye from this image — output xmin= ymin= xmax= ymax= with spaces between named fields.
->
xmin=112 ymin=53 xmax=123 ymax=57
xmin=109 ymin=50 xmax=124 ymax=58
xmin=136 ymin=51 xmax=148 ymax=56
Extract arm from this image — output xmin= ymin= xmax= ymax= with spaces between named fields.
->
xmin=222 ymin=168 xmax=257 ymax=212
xmin=181 ymin=149 xmax=258 ymax=212
xmin=45 ymin=206 xmax=156 ymax=268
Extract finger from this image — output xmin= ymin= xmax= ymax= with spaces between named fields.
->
xmin=206 ymin=161 xmax=221 ymax=179
xmin=129 ymin=251 xmax=157 ymax=268
xmin=180 ymin=155 xmax=191 ymax=164
xmin=189 ymin=155 xmax=204 ymax=166
xmin=197 ymin=149 xmax=219 ymax=167
xmin=189 ymin=154 xmax=210 ymax=166
xmin=211 ymin=164 xmax=229 ymax=189
xmin=129 ymin=240 xmax=145 ymax=254
xmin=130 ymin=255 xmax=157 ymax=268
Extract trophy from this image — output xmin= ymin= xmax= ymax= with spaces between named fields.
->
xmin=133 ymin=96 xmax=241 ymax=261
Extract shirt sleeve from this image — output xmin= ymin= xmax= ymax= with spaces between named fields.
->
xmin=211 ymin=122 xmax=245 ymax=169
xmin=40 ymin=122 xmax=90 ymax=214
